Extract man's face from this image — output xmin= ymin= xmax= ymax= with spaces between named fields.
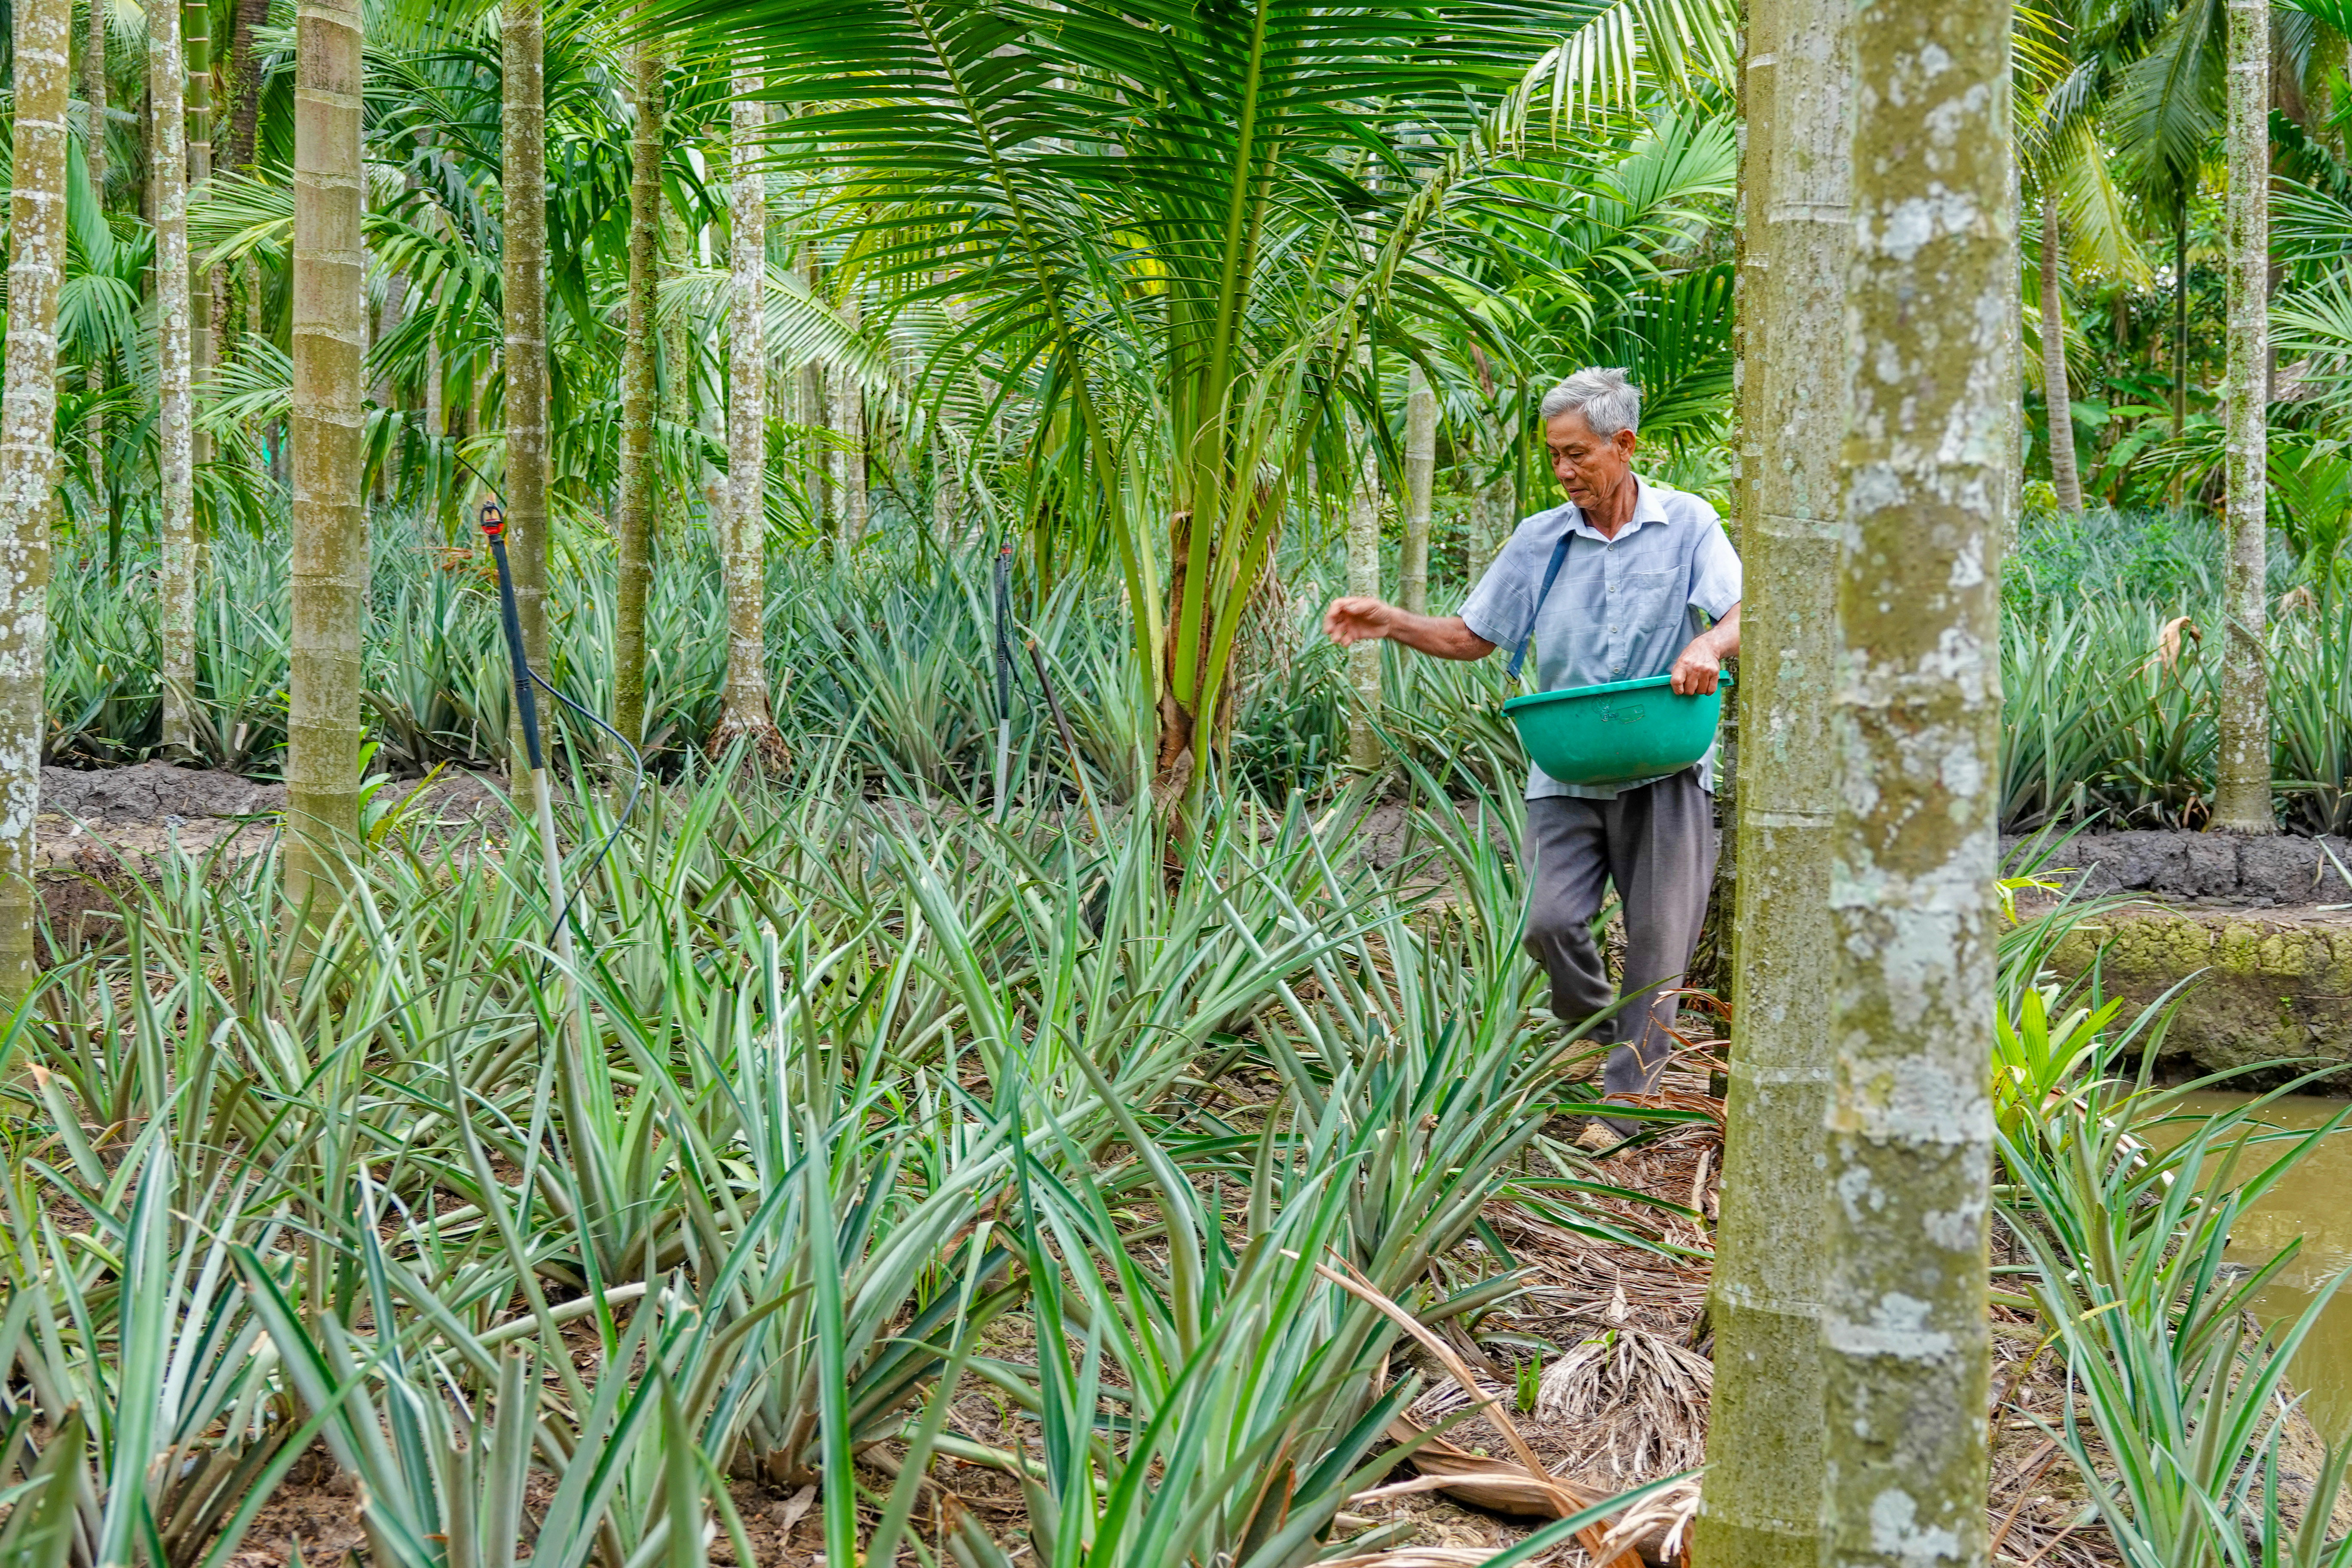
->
xmin=1545 ymin=410 xmax=1638 ymax=511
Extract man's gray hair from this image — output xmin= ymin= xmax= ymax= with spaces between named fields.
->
xmin=1538 ymin=368 xmax=1641 ymax=438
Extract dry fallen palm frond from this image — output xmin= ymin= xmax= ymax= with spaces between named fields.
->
xmin=1592 ymin=1475 xmax=1703 ymax=1568
xmin=2155 ymin=614 xmax=2199 ymax=671
xmin=1537 ymin=1327 xmax=1713 ymax=1484
xmin=1318 ymin=1550 xmax=1495 ymax=1568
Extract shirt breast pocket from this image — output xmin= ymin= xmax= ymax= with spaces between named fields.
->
xmin=1617 ymin=568 xmax=1684 ymax=639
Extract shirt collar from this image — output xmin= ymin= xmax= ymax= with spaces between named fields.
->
xmin=1559 ymin=475 xmax=1666 ymax=542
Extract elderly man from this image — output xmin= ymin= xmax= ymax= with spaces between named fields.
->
xmin=1324 ymin=367 xmax=1742 ymax=1133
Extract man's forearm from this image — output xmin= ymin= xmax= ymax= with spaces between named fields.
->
xmin=1379 ymin=610 xmax=1496 ymax=660
xmin=1695 ymin=602 xmax=1740 ymax=662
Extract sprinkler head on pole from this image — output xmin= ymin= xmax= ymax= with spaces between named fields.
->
xmin=479 ymin=502 xmax=506 ymax=539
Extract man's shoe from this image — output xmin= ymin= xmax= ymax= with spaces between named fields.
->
xmin=1575 ymin=1120 xmax=1619 ymax=1153
xmin=1576 ymin=1101 xmax=1646 ymax=1149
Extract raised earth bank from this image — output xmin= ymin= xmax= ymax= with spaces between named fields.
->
xmin=2017 ymin=830 xmax=2352 ymax=1081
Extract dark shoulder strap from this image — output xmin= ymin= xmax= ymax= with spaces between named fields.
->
xmin=1506 ymin=531 xmax=1574 ymax=684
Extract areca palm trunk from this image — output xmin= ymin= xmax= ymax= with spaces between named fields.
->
xmin=1344 ymin=432 xmax=1381 ymax=769
xmin=834 ymin=293 xmax=868 ymax=546
xmin=1400 ymin=363 xmax=1435 ymax=615
xmin=150 ymin=0 xmax=197 ymax=756
xmin=1694 ymin=0 xmax=1845 ymax=1552
xmin=662 ymin=205 xmax=695 ymax=539
xmin=82 ymin=0 xmax=107 ymax=516
xmin=614 ymin=32 xmax=663 ymax=752
xmin=82 ymin=0 xmax=106 ymax=204
xmin=717 ymin=69 xmax=783 ymax=754
xmin=2214 ymin=0 xmax=2272 ymax=833
xmin=0 ymin=0 xmax=70 ymax=995
xmin=186 ymin=0 xmax=212 ymax=472
xmin=2040 ymin=193 xmax=2083 ymax=512
xmin=1822 ymin=0 xmax=2010 ymax=1553
xmin=1468 ymin=469 xmax=1510 ymax=578
xmin=2172 ymin=205 xmax=2188 ymax=438
xmin=284 ymin=0 xmax=366 ymax=915
xmin=799 ymin=248 xmax=827 ymax=533
xmin=222 ymin=0 xmax=267 ymax=358
xmin=501 ymin=0 xmax=550 ymax=777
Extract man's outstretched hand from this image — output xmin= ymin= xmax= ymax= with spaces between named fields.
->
xmin=1323 ymin=596 xmax=1392 ymax=647
xmin=1323 ymin=599 xmax=1497 ymax=661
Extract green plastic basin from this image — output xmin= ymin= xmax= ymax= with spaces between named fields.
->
xmin=1502 ymin=672 xmax=1732 ymax=788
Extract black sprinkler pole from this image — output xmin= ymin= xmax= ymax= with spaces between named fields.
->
xmin=479 ymin=503 xmax=574 ymax=957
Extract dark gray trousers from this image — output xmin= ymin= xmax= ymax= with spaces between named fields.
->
xmin=1522 ymin=769 xmax=1718 ymax=1100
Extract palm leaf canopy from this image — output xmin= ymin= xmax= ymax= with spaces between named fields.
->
xmin=641 ymin=0 xmax=1716 ymax=759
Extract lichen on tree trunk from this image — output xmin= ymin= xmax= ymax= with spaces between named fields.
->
xmin=1821 ymin=0 xmax=2012 ymax=1555
xmin=500 ymin=0 xmax=549 ymax=779
xmin=716 ymin=68 xmax=784 ymax=760
xmin=0 ymin=0 xmax=70 ymax=995
xmin=1694 ymin=0 xmax=1846 ymax=1550
xmin=613 ymin=30 xmax=663 ymax=753
xmin=2039 ymin=194 xmax=2083 ymax=514
xmin=2214 ymin=0 xmax=2272 ymax=834
xmin=284 ymin=0 xmax=367 ymax=917
xmin=150 ymin=0 xmax=197 ymax=757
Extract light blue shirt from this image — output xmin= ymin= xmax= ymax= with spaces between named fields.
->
xmin=1458 ymin=476 xmax=1743 ymax=800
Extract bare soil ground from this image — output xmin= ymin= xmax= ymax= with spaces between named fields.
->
xmin=32 ymin=761 xmax=504 ymax=953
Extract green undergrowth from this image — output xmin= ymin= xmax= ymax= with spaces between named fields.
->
xmin=48 ymin=502 xmax=2352 ymax=835
xmin=0 ymin=763 xmax=1700 ymax=1568
xmin=1996 ymin=864 xmax=2352 ymax=1567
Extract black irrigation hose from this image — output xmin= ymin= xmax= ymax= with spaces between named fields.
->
xmin=447 ymin=475 xmax=645 ymax=963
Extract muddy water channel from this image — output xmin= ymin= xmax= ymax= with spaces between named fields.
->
xmin=2169 ymin=1093 xmax=2352 ymax=1440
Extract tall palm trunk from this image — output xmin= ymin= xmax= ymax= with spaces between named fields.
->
xmin=0 ymin=0 xmax=71 ymax=995
xmin=833 ymin=292 xmax=868 ymax=548
xmin=501 ymin=0 xmax=549 ymax=778
xmin=1822 ymin=0 xmax=2009 ymax=1554
xmin=221 ymin=0 xmax=266 ymax=359
xmin=799 ymin=248 xmax=828 ymax=533
xmin=82 ymin=0 xmax=107 ymax=204
xmin=185 ymin=0 xmax=212 ymax=472
xmin=1344 ymin=428 xmax=1381 ymax=770
xmin=1694 ymin=0 xmax=1845 ymax=1553
xmin=661 ymin=203 xmax=694 ymax=539
xmin=2040 ymin=193 xmax=2083 ymax=512
xmin=150 ymin=0 xmax=197 ymax=756
xmin=2172 ymin=204 xmax=2188 ymax=438
xmin=284 ymin=0 xmax=366 ymax=914
xmin=1468 ymin=467 xmax=1510 ymax=578
xmin=1400 ymin=363 xmax=1435 ymax=615
xmin=717 ymin=69 xmax=783 ymax=756
xmin=82 ymin=0 xmax=107 ymax=521
xmin=613 ymin=32 xmax=663 ymax=752
xmin=2215 ymin=0 xmax=2272 ymax=832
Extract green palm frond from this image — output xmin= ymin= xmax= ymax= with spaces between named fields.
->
xmin=2055 ymin=119 xmax=2152 ymax=282
xmin=2277 ymin=275 xmax=2352 ymax=420
xmin=189 ymin=168 xmax=295 ymax=271
xmin=2111 ymin=0 xmax=2224 ymax=200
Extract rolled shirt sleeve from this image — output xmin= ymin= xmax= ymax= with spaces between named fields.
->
xmin=1456 ymin=523 xmax=1550 ymax=651
xmin=1688 ymin=517 xmax=1743 ymax=620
